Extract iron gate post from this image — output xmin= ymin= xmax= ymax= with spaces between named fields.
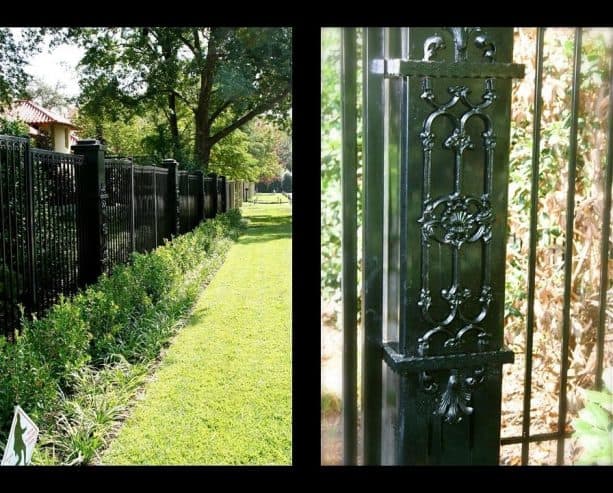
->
xmin=363 ymin=27 xmax=524 ymax=465
xmin=72 ymin=139 xmax=108 ymax=286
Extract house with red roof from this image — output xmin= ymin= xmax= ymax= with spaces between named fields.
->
xmin=7 ymin=100 xmax=79 ymax=153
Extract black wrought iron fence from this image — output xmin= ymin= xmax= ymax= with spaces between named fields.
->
xmin=105 ymin=158 xmax=134 ymax=267
xmin=1 ymin=137 xmax=231 ymax=339
xmin=335 ymin=27 xmax=612 ymax=466
xmin=31 ymin=149 xmax=83 ymax=312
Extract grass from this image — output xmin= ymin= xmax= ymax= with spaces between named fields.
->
xmin=100 ymin=203 xmax=292 ymax=464
xmin=250 ymin=193 xmax=289 ymax=204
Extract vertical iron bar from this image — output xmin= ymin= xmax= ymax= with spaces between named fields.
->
xmin=557 ymin=27 xmax=582 ymax=465
xmin=52 ymin=155 xmax=60 ymax=298
xmin=17 ymin=144 xmax=27 ymax=314
xmin=7 ymin=142 xmax=17 ymax=327
xmin=58 ymin=157 xmax=65 ymax=291
xmin=153 ymin=166 xmax=158 ymax=247
xmin=521 ymin=26 xmax=545 ymax=465
xmin=35 ymin=154 xmax=44 ymax=308
xmin=341 ymin=26 xmax=358 ymax=465
xmin=123 ymin=164 xmax=127 ymax=261
xmin=131 ymin=161 xmax=136 ymax=253
xmin=0 ymin=140 xmax=8 ymax=336
xmin=40 ymin=154 xmax=49 ymax=307
xmin=71 ymin=159 xmax=79 ymax=289
xmin=362 ymin=26 xmax=385 ymax=465
xmin=49 ymin=156 xmax=57 ymax=298
xmin=595 ymin=45 xmax=613 ymax=391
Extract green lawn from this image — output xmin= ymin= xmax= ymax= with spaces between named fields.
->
xmin=250 ymin=193 xmax=289 ymax=204
xmin=101 ymin=203 xmax=292 ymax=464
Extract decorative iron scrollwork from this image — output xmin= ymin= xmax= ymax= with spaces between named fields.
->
xmin=419 ymin=194 xmax=493 ymax=248
xmin=423 ymin=35 xmax=445 ymax=61
xmin=445 ymin=27 xmax=497 ymax=62
xmin=414 ymin=29 xmax=501 ymax=423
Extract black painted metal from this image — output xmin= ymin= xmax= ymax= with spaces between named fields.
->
xmin=31 ymin=148 xmax=82 ymax=309
xmin=596 ymin=45 xmax=613 ymax=393
xmin=360 ymin=27 xmax=523 ymax=465
xmin=72 ymin=139 xmax=107 ymax=286
xmin=0 ymin=136 xmax=31 ymax=339
xmin=155 ymin=166 xmax=169 ymax=245
xmin=220 ymin=176 xmax=227 ymax=213
xmin=362 ymin=27 xmax=386 ymax=466
xmin=203 ymin=175 xmax=215 ymax=219
xmin=162 ymin=159 xmax=180 ymax=237
xmin=1 ymin=136 xmax=225 ymax=339
xmin=557 ymin=28 xmax=583 ymax=465
xmin=342 ymin=26 xmax=612 ymax=465
xmin=105 ymin=158 xmax=133 ymax=270
xmin=133 ymin=165 xmax=157 ymax=253
xmin=341 ymin=26 xmax=358 ymax=465
xmin=521 ymin=27 xmax=545 ymax=466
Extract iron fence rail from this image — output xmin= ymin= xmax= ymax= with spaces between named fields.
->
xmin=1 ymin=136 xmax=231 ymax=339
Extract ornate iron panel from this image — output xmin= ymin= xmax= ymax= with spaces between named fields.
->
xmin=368 ymin=27 xmax=524 ymax=465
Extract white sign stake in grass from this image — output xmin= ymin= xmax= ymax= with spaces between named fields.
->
xmin=1 ymin=406 xmax=39 ymax=466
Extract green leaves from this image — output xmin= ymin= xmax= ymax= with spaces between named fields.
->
xmin=572 ymin=381 xmax=613 ymax=465
xmin=1 ymin=211 xmax=244 ymax=463
xmin=0 ymin=28 xmax=38 ymax=111
xmin=65 ymin=27 xmax=291 ymax=170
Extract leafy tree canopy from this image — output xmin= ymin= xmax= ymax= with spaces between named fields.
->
xmin=0 ymin=28 xmax=43 ymax=112
xmin=54 ymin=27 xmax=291 ymax=170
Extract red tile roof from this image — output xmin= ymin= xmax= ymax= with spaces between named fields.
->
xmin=10 ymin=100 xmax=78 ymax=129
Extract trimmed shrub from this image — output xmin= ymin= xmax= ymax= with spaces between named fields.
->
xmin=0 ymin=210 xmax=244 ymax=452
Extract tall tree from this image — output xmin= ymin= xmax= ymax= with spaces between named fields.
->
xmin=65 ymin=27 xmax=291 ymax=170
xmin=0 ymin=28 xmax=42 ymax=111
xmin=26 ymin=77 xmax=73 ymax=114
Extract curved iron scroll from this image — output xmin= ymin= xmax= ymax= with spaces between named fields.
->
xmin=416 ymin=73 xmax=498 ymax=423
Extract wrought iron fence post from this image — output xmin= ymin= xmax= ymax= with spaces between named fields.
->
xmin=72 ymin=139 xmax=108 ymax=286
xmin=359 ymin=27 xmax=524 ymax=465
xmin=201 ymin=173 xmax=208 ymax=220
xmin=162 ymin=159 xmax=180 ymax=236
xmin=151 ymin=164 xmax=159 ymax=248
xmin=209 ymin=173 xmax=218 ymax=218
xmin=130 ymin=159 xmax=136 ymax=252
xmin=220 ymin=176 xmax=227 ymax=212
xmin=194 ymin=170 xmax=204 ymax=224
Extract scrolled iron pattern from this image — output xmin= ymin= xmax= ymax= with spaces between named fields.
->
xmin=415 ymin=31 xmax=499 ymax=423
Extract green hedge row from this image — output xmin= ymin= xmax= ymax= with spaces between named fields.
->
xmin=0 ymin=210 xmax=244 ymax=444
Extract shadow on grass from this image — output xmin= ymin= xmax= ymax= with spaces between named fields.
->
xmin=185 ymin=306 xmax=210 ymax=327
xmin=239 ymin=214 xmax=292 ymax=245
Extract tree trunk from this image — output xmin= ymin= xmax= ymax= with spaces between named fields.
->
xmin=194 ymin=93 xmax=212 ymax=170
xmin=194 ymin=118 xmax=211 ymax=170
xmin=167 ymin=92 xmax=181 ymax=161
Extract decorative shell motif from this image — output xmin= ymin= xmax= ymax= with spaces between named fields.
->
xmin=436 ymin=371 xmax=474 ymax=424
xmin=419 ymin=195 xmax=493 ymax=248
xmin=441 ymin=208 xmax=475 ymax=246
